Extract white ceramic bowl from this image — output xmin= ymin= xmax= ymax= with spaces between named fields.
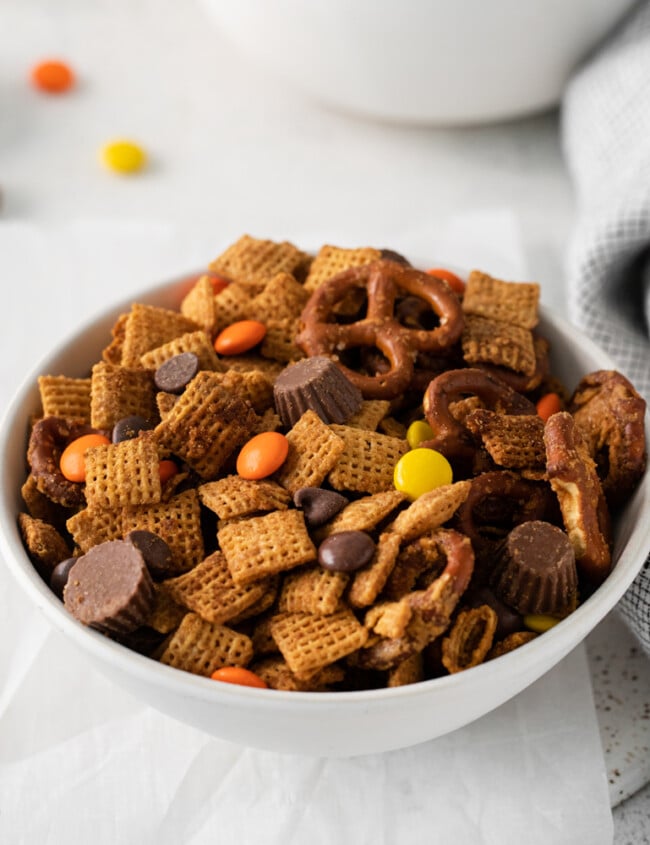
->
xmin=198 ymin=0 xmax=636 ymax=125
xmin=1 ymin=275 xmax=648 ymax=757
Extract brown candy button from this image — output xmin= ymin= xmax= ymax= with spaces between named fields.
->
xmin=63 ymin=540 xmax=155 ymax=635
xmin=293 ymin=487 xmax=348 ymax=527
xmin=154 ymin=352 xmax=199 ymax=394
xmin=318 ymin=531 xmax=376 ymax=573
xmin=125 ymin=530 xmax=174 ymax=580
xmin=50 ymin=556 xmax=78 ymax=600
xmin=112 ymin=415 xmax=153 ymax=444
xmin=462 ymin=585 xmax=523 ymax=639
xmin=273 ymin=356 xmax=363 ymax=427
xmin=490 ymin=520 xmax=578 ymax=616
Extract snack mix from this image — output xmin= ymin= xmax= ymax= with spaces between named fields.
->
xmin=18 ymin=235 xmax=648 ymax=692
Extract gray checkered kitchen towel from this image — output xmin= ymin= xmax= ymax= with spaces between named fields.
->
xmin=562 ymin=0 xmax=650 ymax=653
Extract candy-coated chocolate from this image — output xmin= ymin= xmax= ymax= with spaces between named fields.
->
xmin=236 ymin=431 xmax=289 ymax=479
xmin=406 ymin=419 xmax=434 ymax=449
xmin=100 ymin=139 xmax=147 ymax=174
xmin=30 ymin=59 xmax=75 ymax=93
xmin=211 ymin=666 xmax=268 ymax=688
xmin=59 ymin=432 xmax=111 ymax=482
xmin=523 ymin=614 xmax=561 ymax=633
xmin=318 ymin=530 xmax=375 ymax=572
xmin=214 ymin=320 xmax=266 ymax=355
xmin=393 ymin=447 xmax=453 ymax=500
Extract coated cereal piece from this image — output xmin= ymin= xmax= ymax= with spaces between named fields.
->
xmin=198 ymin=475 xmax=291 ymax=520
xmin=383 ymin=533 xmax=445 ymax=600
xmin=260 ymin=318 xmax=305 ymax=363
xmin=121 ymin=303 xmax=199 ymax=368
xmin=461 ymin=314 xmax=536 ymax=376
xmin=277 ymin=410 xmax=345 ymax=495
xmin=317 ymin=490 xmax=406 ymax=539
xmin=387 ymin=652 xmax=423 ymax=688
xmin=140 ymin=330 xmax=223 ymax=374
xmin=251 ymin=272 xmax=310 ymax=321
xmin=488 ymin=631 xmax=537 ymax=660
xmin=66 ymin=505 xmax=124 ymax=553
xmin=209 ymin=235 xmax=309 ymax=289
xmin=84 ymin=433 xmax=162 ymax=509
xmin=251 ymin=656 xmax=345 ymax=691
xmin=465 ymin=409 xmax=546 ymax=470
xmin=18 ymin=512 xmax=71 ymax=575
xmin=327 ymin=426 xmax=409 ymax=494
xmin=252 ymin=612 xmax=288 ymax=655
xmin=220 ymin=354 xmax=285 ymax=381
xmin=156 ymin=392 xmax=178 ymax=419
xmin=378 ymin=417 xmax=407 ymax=439
xmin=252 ymin=408 xmax=282 ymax=434
xmin=158 ymin=612 xmax=253 ymax=676
xmin=90 ymin=362 xmax=158 ymax=431
xmin=270 ymin=610 xmax=369 ymax=679
xmin=161 ymin=550 xmax=268 ymax=624
xmin=180 ymin=275 xmax=219 ymax=334
xmin=122 ymin=489 xmax=204 ymax=574
xmin=102 ymin=313 xmax=128 ymax=365
xmin=147 ymin=584 xmax=187 ymax=634
xmin=388 ymin=481 xmax=471 ymax=542
xmin=364 ymin=596 xmax=412 ymax=639
xmin=346 ymin=400 xmax=391 ymax=432
xmin=154 ymin=371 xmax=258 ymax=479
xmin=38 ymin=375 xmax=91 ymax=423
xmin=218 ymin=509 xmax=316 ymax=586
xmin=348 ymin=531 xmax=402 ymax=608
xmin=462 ymin=270 xmax=540 ymax=329
xmin=21 ymin=475 xmax=68 ymax=528
xmin=213 ymin=282 xmax=254 ymax=332
xmin=441 ymin=605 xmax=498 ymax=674
xmin=213 ymin=369 xmax=274 ymax=414
xmin=304 ymin=245 xmax=381 ymax=292
xmin=227 ymin=577 xmax=279 ymax=625
xmin=277 ymin=566 xmax=349 ymax=616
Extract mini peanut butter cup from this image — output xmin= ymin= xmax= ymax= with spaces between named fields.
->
xmin=273 ymin=355 xmax=363 ymax=427
xmin=489 ymin=520 xmax=578 ymax=616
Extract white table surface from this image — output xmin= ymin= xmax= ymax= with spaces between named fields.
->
xmin=1 ymin=1 xmax=649 ymax=843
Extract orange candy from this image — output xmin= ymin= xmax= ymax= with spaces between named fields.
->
xmin=159 ymin=459 xmax=179 ymax=484
xmin=30 ymin=60 xmax=75 ymax=94
xmin=206 ymin=272 xmax=229 ymax=295
xmin=59 ymin=433 xmax=110 ymax=482
xmin=237 ymin=432 xmax=289 ymax=480
xmin=426 ymin=267 xmax=466 ymax=296
xmin=536 ymin=392 xmax=563 ymax=422
xmin=211 ymin=666 xmax=268 ymax=689
xmin=214 ymin=320 xmax=266 ymax=356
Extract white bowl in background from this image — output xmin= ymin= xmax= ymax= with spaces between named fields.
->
xmin=0 ymin=274 xmax=648 ymax=757
xmin=198 ymin=0 xmax=635 ymax=125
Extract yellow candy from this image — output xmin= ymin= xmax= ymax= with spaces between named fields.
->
xmin=523 ymin=614 xmax=561 ymax=634
xmin=393 ymin=447 xmax=453 ymax=500
xmin=100 ymin=139 xmax=147 ymax=174
xmin=406 ymin=419 xmax=434 ymax=449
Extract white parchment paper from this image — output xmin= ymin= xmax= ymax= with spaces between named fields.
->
xmin=0 ymin=219 xmax=613 ymax=845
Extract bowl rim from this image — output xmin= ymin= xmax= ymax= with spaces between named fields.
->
xmin=1 ymin=272 xmax=648 ymax=710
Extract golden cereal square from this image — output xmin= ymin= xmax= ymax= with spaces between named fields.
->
xmin=277 ymin=566 xmax=349 ymax=616
xmin=220 ymin=354 xmax=285 ymax=381
xmin=218 ymin=509 xmax=316 ymax=586
xmin=198 ymin=475 xmax=291 ymax=520
xmin=90 ymin=362 xmax=158 ymax=431
xmin=121 ymin=303 xmax=200 ymax=368
xmin=251 ymin=272 xmax=310 ymax=321
xmin=227 ymin=576 xmax=279 ymax=625
xmin=38 ymin=376 xmax=91 ymax=423
xmin=346 ymin=400 xmax=391 ymax=432
xmin=154 ymin=371 xmax=258 ymax=479
xmin=317 ymin=490 xmax=406 ymax=538
xmin=270 ymin=610 xmax=368 ymax=679
xmin=180 ymin=275 xmax=219 ymax=334
xmin=251 ymin=656 xmax=345 ymax=691
xmin=213 ymin=282 xmax=255 ymax=333
xmin=147 ymin=584 xmax=187 ymax=634
xmin=260 ymin=318 xmax=305 ymax=364
xmin=348 ymin=532 xmax=402 ymax=608
xmin=140 ymin=330 xmax=223 ymax=374
xmin=465 ymin=409 xmax=546 ymax=470
xmin=161 ymin=550 xmax=268 ymax=624
xmin=277 ymin=410 xmax=345 ymax=495
xmin=84 ymin=433 xmax=162 ymax=509
xmin=388 ymin=481 xmax=472 ymax=542
xmin=327 ymin=426 xmax=409 ymax=494
xmin=66 ymin=505 xmax=124 ymax=553
xmin=122 ymin=489 xmax=204 ymax=573
xmin=461 ymin=314 xmax=536 ymax=376
xmin=102 ymin=313 xmax=128 ymax=366
xmin=213 ymin=370 xmax=274 ymax=414
xmin=463 ymin=270 xmax=540 ymax=329
xmin=304 ymin=245 xmax=381 ymax=292
xmin=158 ymin=613 xmax=253 ymax=676
xmin=209 ymin=235 xmax=309 ymax=288
xmin=18 ymin=513 xmax=71 ymax=574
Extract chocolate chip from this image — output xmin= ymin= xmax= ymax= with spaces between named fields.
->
xmin=318 ymin=531 xmax=376 ymax=573
xmin=50 ymin=557 xmax=78 ymax=599
xmin=63 ymin=540 xmax=155 ymax=635
xmin=125 ymin=530 xmax=174 ymax=580
xmin=293 ymin=487 xmax=348 ymax=527
xmin=112 ymin=415 xmax=153 ymax=444
xmin=154 ymin=352 xmax=199 ymax=394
